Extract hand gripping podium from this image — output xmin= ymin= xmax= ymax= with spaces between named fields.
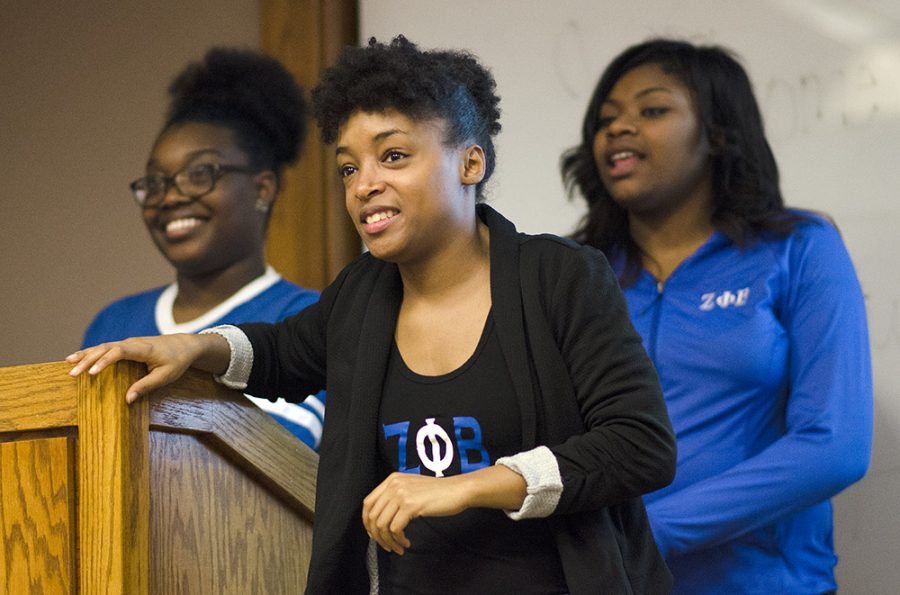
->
xmin=0 ymin=361 xmax=318 ymax=594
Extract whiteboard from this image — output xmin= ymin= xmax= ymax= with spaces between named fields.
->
xmin=361 ymin=0 xmax=900 ymax=591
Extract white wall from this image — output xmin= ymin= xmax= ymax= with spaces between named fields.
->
xmin=0 ymin=1 xmax=259 ymax=366
xmin=360 ymin=1 xmax=900 ymax=592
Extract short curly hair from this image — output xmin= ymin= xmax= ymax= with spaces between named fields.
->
xmin=165 ymin=47 xmax=307 ymax=184
xmin=312 ymin=36 xmax=501 ymax=198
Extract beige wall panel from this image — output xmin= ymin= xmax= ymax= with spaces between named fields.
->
xmin=0 ymin=1 xmax=259 ymax=366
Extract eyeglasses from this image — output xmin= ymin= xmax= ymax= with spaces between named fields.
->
xmin=129 ymin=163 xmax=259 ymax=207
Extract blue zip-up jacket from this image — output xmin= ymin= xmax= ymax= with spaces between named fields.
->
xmin=613 ymin=215 xmax=872 ymax=594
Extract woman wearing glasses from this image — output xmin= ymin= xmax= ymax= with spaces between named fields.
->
xmin=80 ymin=48 xmax=325 ymax=450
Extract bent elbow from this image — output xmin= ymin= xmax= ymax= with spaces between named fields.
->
xmin=655 ymin=440 xmax=678 ymax=491
xmin=642 ymin=430 xmax=677 ymax=493
xmin=819 ymin=433 xmax=871 ymax=494
xmin=839 ymin=451 xmax=870 ymax=488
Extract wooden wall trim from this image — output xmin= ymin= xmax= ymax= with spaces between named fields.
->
xmin=261 ymin=0 xmax=360 ymax=291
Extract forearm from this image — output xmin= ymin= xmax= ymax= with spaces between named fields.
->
xmin=191 ymin=332 xmax=231 ymax=375
xmin=458 ymin=464 xmax=528 ymax=511
xmin=649 ymin=426 xmax=870 ymax=557
xmin=363 ymin=466 xmax=528 ymax=555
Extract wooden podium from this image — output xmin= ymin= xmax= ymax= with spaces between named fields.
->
xmin=0 ymin=361 xmax=318 ymax=594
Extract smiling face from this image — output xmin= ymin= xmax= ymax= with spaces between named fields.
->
xmin=141 ymin=121 xmax=272 ymax=277
xmin=592 ymin=63 xmax=714 ymax=219
xmin=335 ymin=109 xmax=483 ymax=266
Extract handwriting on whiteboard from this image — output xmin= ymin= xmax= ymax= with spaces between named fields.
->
xmin=762 ymin=65 xmax=880 ymax=140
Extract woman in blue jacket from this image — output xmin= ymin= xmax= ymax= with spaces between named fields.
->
xmin=562 ymin=38 xmax=873 ymax=594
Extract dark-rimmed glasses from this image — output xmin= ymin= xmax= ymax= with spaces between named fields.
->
xmin=129 ymin=163 xmax=259 ymax=207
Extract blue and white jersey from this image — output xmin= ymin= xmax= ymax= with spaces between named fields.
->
xmin=614 ymin=215 xmax=872 ymax=594
xmin=82 ymin=266 xmax=326 ymax=450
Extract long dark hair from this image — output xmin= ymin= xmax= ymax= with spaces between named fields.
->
xmin=561 ymin=38 xmax=801 ymax=284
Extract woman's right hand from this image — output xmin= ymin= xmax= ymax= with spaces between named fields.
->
xmin=66 ymin=333 xmax=230 ymax=404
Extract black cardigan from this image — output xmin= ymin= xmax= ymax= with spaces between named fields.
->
xmin=241 ymin=205 xmax=676 ymax=594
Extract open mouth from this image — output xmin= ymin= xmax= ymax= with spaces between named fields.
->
xmin=163 ymin=217 xmax=204 ymax=239
xmin=361 ymin=208 xmax=399 ymax=233
xmin=364 ymin=210 xmax=397 ymax=225
xmin=608 ymin=151 xmax=642 ymax=177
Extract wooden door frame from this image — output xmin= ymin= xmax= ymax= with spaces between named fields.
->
xmin=261 ymin=0 xmax=360 ymax=291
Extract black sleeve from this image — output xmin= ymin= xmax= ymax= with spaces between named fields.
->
xmin=548 ymin=244 xmax=676 ymax=513
xmin=238 ymin=263 xmax=353 ymax=402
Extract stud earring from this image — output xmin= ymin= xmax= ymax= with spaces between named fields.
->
xmin=255 ymin=199 xmax=270 ymax=214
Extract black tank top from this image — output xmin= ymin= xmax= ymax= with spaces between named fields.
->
xmin=378 ymin=313 xmax=567 ymax=594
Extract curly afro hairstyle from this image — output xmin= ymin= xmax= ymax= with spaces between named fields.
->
xmin=312 ymin=35 xmax=501 ymax=199
xmin=165 ymin=47 xmax=307 ymax=185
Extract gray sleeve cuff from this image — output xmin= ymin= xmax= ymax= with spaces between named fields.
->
xmin=495 ymin=445 xmax=563 ymax=520
xmin=199 ymin=325 xmax=253 ymax=390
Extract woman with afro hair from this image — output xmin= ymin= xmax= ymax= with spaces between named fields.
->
xmin=80 ymin=48 xmax=326 ymax=450
xmin=70 ymin=36 xmax=676 ymax=594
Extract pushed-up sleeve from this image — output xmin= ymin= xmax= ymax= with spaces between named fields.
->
xmin=236 ymin=264 xmax=353 ymax=403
